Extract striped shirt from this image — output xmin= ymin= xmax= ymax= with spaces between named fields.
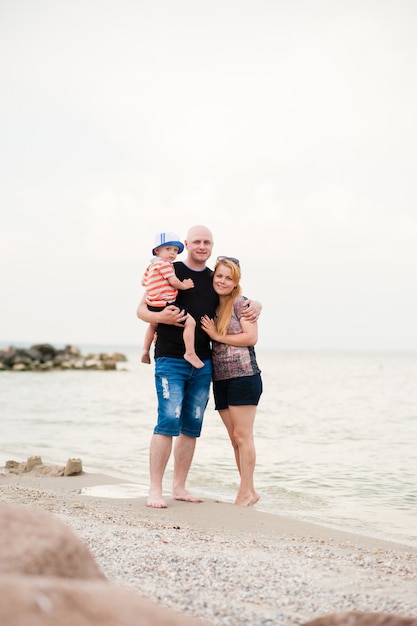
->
xmin=142 ymin=259 xmax=178 ymax=307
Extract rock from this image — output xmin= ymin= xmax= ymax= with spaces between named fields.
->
xmin=12 ymin=362 xmax=28 ymax=371
xmin=39 ymin=360 xmax=54 ymax=370
xmin=302 ymin=612 xmax=417 ymax=626
xmin=0 ymin=344 xmax=128 ymax=372
xmin=0 ymin=576 xmax=208 ymax=626
xmin=30 ymin=343 xmax=57 ymax=361
xmin=0 ymin=503 xmax=105 ymax=580
xmin=59 ymin=360 xmax=73 ymax=369
xmin=102 ymin=358 xmax=117 ymax=370
xmin=0 ymin=346 xmax=22 ymax=367
xmin=0 ymin=502 xmax=209 ymax=626
xmin=84 ymin=358 xmax=103 ymax=369
xmin=111 ymin=352 xmax=127 ymax=362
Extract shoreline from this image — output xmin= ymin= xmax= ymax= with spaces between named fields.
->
xmin=1 ymin=468 xmax=417 ymax=625
xmin=1 ymin=465 xmax=416 ymax=553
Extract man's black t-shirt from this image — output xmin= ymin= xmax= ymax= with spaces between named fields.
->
xmin=154 ymin=262 xmax=218 ymax=360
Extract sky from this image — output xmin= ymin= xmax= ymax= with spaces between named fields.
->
xmin=1 ymin=0 xmax=416 ymax=352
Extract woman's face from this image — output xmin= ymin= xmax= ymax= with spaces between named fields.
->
xmin=213 ymin=263 xmax=238 ymax=296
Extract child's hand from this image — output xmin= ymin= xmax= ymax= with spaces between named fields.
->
xmin=182 ymin=278 xmax=194 ymax=290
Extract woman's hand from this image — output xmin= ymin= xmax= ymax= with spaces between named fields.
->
xmin=200 ymin=315 xmax=219 ymax=340
xmin=201 ymin=313 xmax=258 ymax=347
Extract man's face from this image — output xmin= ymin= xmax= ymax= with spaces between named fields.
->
xmin=186 ymin=229 xmax=214 ymax=265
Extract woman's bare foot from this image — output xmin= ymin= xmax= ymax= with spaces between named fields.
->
xmin=184 ymin=353 xmax=205 ymax=369
xmin=234 ymin=493 xmax=253 ymax=507
xmin=251 ymin=491 xmax=260 ymax=505
xmin=141 ymin=351 xmax=151 ymax=364
xmin=171 ymin=489 xmax=203 ymax=503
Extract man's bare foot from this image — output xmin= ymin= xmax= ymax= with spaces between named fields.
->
xmin=146 ymin=494 xmax=168 ymax=508
xmin=184 ymin=353 xmax=205 ymax=369
xmin=171 ymin=489 xmax=203 ymax=503
xmin=141 ymin=351 xmax=151 ymax=364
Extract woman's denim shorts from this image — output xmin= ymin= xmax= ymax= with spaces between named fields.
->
xmin=213 ymin=373 xmax=263 ymax=410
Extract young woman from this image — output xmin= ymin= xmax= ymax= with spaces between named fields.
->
xmin=201 ymin=256 xmax=263 ymax=506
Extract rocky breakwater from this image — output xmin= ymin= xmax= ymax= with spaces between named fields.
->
xmin=0 ymin=343 xmax=127 ymax=372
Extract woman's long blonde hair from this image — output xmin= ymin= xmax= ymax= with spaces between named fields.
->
xmin=214 ymin=259 xmax=242 ymax=336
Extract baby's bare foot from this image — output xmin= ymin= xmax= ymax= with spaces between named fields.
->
xmin=184 ymin=353 xmax=205 ymax=369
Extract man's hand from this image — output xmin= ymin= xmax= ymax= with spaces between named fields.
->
xmin=136 ymin=295 xmax=188 ymax=326
xmin=159 ymin=305 xmax=188 ymax=326
xmin=241 ymin=299 xmax=262 ymax=322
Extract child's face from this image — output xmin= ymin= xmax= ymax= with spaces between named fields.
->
xmin=155 ymin=245 xmax=179 ymax=262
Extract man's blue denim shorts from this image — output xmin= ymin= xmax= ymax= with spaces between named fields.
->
xmin=153 ymin=357 xmax=212 ymax=437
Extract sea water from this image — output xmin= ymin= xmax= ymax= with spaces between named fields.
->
xmin=1 ymin=347 xmax=416 ymax=548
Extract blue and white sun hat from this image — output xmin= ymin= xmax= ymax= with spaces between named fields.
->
xmin=152 ymin=231 xmax=184 ymax=255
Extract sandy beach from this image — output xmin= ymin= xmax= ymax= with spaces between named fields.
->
xmin=1 ymin=468 xmax=416 ymax=625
